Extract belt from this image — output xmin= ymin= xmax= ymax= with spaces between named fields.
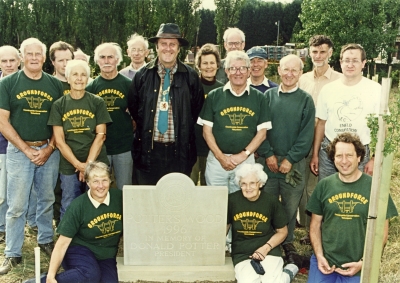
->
xmin=153 ymin=141 xmax=175 ymax=147
xmin=25 ymin=140 xmax=48 ymax=147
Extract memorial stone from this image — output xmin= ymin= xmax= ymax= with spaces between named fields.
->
xmin=123 ymin=173 xmax=228 ymax=266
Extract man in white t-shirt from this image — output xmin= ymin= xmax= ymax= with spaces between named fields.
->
xmin=310 ymin=43 xmax=380 ymax=181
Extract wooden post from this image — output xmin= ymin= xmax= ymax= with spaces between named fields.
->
xmin=360 ymin=78 xmax=391 ymax=282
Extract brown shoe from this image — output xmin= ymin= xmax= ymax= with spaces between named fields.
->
xmin=0 ymin=257 xmax=22 ymax=275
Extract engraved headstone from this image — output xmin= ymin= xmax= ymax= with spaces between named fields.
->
xmin=123 ymin=173 xmax=228 ymax=266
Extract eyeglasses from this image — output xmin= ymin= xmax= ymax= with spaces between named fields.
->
xmin=228 ymin=66 xmax=249 ymax=74
xmin=240 ymin=180 xmax=260 ymax=189
xmin=341 ymin=59 xmax=362 ymax=65
xmin=227 ymin=41 xmax=243 ymax=47
xmin=130 ymin=48 xmax=145 ymax=54
xmin=281 ymin=68 xmax=300 ymax=76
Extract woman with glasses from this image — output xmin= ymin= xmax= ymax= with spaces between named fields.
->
xmin=24 ymin=161 xmax=122 ymax=283
xmin=227 ymin=163 xmax=301 ymax=283
xmin=190 ymin=43 xmax=223 ymax=185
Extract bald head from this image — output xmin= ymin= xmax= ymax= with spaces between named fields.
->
xmin=0 ymin=45 xmax=21 ymax=77
xmin=279 ymin=54 xmax=304 ymax=70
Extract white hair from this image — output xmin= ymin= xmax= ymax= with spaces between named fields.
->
xmin=65 ymin=59 xmax=90 ymax=79
xmin=94 ymin=42 xmax=123 ymax=66
xmin=223 ymin=27 xmax=245 ymax=42
xmin=20 ymin=38 xmax=47 ymax=57
xmin=0 ymin=45 xmax=20 ymax=59
xmin=127 ymin=33 xmax=149 ymax=50
xmin=235 ymin=163 xmax=268 ymax=186
xmin=225 ymin=50 xmax=250 ymax=69
xmin=280 ymin=54 xmax=304 ymax=70
xmin=74 ymin=48 xmax=90 ymax=63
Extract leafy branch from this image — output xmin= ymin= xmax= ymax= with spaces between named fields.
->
xmin=367 ymin=89 xmax=400 ymax=156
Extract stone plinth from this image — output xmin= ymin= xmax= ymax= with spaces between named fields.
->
xmin=117 ymin=257 xmax=235 ymax=282
xmin=123 ymin=173 xmax=228 ymax=266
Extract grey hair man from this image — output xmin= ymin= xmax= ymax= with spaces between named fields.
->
xmin=199 ymin=50 xmax=270 ymax=193
xmin=215 ymin=27 xmax=246 ymax=84
xmin=0 ymin=45 xmax=21 ymax=244
xmin=297 ymin=35 xmax=342 ymax=244
xmin=120 ymin=33 xmax=149 ymax=79
xmin=86 ymin=43 xmax=134 ymax=190
xmin=0 ymin=38 xmax=62 ymax=274
xmin=258 ymin=54 xmax=315 ymax=266
xmin=0 ymin=45 xmax=20 ymax=78
xmin=128 ymin=23 xmax=204 ymax=185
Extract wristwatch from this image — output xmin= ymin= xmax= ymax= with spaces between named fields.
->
xmin=243 ymin=148 xmax=251 ymax=156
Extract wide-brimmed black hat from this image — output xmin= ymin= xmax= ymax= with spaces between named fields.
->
xmin=148 ymin=23 xmax=189 ymax=47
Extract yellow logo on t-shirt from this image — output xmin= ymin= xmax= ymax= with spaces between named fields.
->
xmin=16 ymin=89 xmax=53 ymax=115
xmin=329 ymin=191 xmax=369 ymax=220
xmin=96 ymin=89 xmax=124 ymax=112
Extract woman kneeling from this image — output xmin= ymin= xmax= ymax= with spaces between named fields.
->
xmin=43 ymin=161 xmax=122 ymax=283
xmin=228 ymin=163 xmax=299 ymax=283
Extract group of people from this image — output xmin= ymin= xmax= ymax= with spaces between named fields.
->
xmin=0 ymin=22 xmax=398 ymax=283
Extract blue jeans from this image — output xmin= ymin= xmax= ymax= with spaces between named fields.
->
xmin=308 ymin=254 xmax=360 ymax=283
xmin=0 ymin=154 xmax=7 ymax=232
xmin=0 ymin=154 xmax=36 ymax=231
xmin=40 ymin=245 xmax=118 ymax=283
xmin=26 ymin=185 xmax=37 ymax=228
xmin=5 ymin=143 xmax=59 ymax=257
xmin=108 ymin=151 xmax=133 ymax=190
xmin=205 ymin=151 xmax=255 ymax=194
xmin=60 ymin=173 xmax=85 ymax=219
xmin=264 ymin=158 xmax=306 ymax=244
xmin=318 ymin=137 xmax=370 ymax=181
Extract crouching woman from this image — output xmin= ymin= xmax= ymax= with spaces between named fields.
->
xmin=228 ymin=163 xmax=299 ymax=283
xmin=45 ymin=161 xmax=122 ymax=283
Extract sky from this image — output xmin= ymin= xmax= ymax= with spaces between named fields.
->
xmin=200 ymin=0 xmax=294 ymax=10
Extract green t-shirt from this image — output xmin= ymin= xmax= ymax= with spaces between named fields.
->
xmin=86 ymin=74 xmax=133 ymax=155
xmin=48 ymin=92 xmax=112 ymax=175
xmin=61 ymin=80 xmax=71 ymax=96
xmin=258 ymin=87 xmax=315 ymax=179
xmin=0 ymin=70 xmax=63 ymax=141
xmin=57 ymin=188 xmax=123 ymax=260
xmin=228 ymin=190 xmax=288 ymax=266
xmin=195 ymin=79 xmax=224 ymax=156
xmin=199 ymin=87 xmax=270 ymax=154
xmin=307 ymin=173 xmax=398 ymax=275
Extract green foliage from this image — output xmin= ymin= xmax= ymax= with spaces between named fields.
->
xmin=214 ymin=0 xmax=245 ymax=58
xmin=296 ymin=0 xmax=400 ymax=68
xmin=198 ymin=9 xmax=217 ymax=46
xmin=367 ymin=88 xmax=400 ymax=156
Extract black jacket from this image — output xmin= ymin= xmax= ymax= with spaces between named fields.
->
xmin=127 ymin=58 xmax=204 ymax=173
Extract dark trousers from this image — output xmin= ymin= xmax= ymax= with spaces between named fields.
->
xmin=41 ymin=245 xmax=118 ymax=283
xmin=138 ymin=142 xmax=191 ymax=185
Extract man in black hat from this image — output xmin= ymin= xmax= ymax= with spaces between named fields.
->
xmin=128 ymin=23 xmax=204 ymax=185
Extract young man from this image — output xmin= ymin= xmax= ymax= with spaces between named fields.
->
xmin=307 ymin=132 xmax=398 ymax=282
xmin=310 ymin=44 xmax=380 ymax=181
xmin=49 ymin=41 xmax=74 ymax=93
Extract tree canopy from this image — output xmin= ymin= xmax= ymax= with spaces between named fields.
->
xmin=296 ymin=0 xmax=400 ymax=69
